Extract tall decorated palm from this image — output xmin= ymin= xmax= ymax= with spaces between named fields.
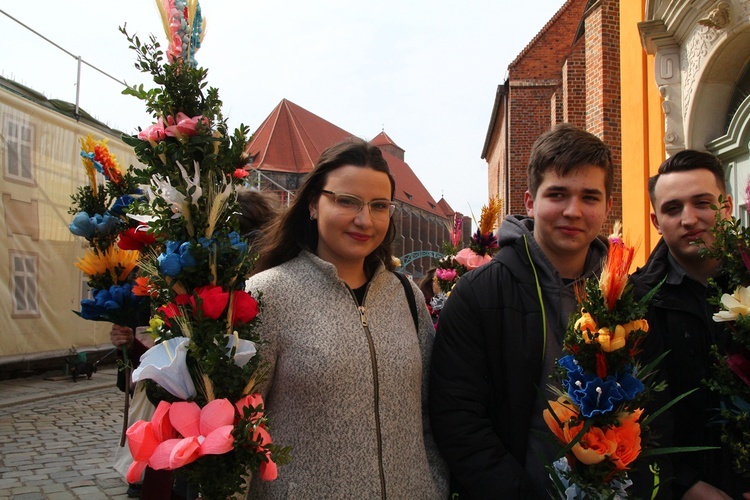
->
xmin=116 ymin=1 xmax=289 ymax=497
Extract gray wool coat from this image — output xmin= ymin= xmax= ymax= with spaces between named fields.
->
xmin=245 ymin=251 xmax=448 ymax=499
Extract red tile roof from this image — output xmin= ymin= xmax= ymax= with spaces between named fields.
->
xmin=437 ymin=197 xmax=455 ymax=217
xmin=246 ymin=99 xmax=444 ymax=217
xmin=246 ymin=99 xmax=353 ymax=173
xmin=370 ymin=130 xmax=404 ymax=151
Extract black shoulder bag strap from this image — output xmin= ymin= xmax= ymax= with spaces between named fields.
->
xmin=393 ymin=271 xmax=419 ymax=332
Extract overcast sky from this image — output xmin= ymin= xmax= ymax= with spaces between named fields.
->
xmin=2 ymin=0 xmax=566 ymax=220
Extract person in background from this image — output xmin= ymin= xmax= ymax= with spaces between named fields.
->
xmin=236 ymin=187 xmax=281 ymax=245
xmin=429 ymin=123 xmax=613 ymax=498
xmin=245 ymin=138 xmax=447 ymax=498
xmin=418 ymin=267 xmax=440 ymax=328
xmin=631 ymin=150 xmax=750 ymax=499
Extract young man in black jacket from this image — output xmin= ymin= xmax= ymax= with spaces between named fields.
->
xmin=429 ymin=123 xmax=613 ymax=498
xmin=631 ymin=150 xmax=750 ymax=499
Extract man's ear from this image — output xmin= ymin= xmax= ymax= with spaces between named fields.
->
xmin=524 ymin=190 xmax=534 ymax=218
xmin=721 ymin=194 xmax=733 ymax=219
xmin=605 ymin=196 xmax=613 ymax=218
xmin=650 ymin=212 xmax=662 ymax=235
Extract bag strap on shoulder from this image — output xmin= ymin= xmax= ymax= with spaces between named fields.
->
xmin=393 ymin=271 xmax=419 ymax=332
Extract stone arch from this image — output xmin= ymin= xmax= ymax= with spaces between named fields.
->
xmin=707 ymin=93 xmax=750 ymax=219
xmin=687 ymin=24 xmax=750 ymax=149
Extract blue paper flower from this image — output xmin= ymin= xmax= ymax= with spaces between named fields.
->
xmin=69 ymin=212 xmax=96 ymax=238
xmin=158 ymin=240 xmax=197 ymax=277
xmin=69 ymin=212 xmax=119 ymax=239
xmin=558 ymin=356 xmax=644 ymax=418
xmin=78 ymin=283 xmax=143 ymax=322
xmin=110 ymin=195 xmax=136 ymax=217
xmin=227 ymin=231 xmax=249 ymax=255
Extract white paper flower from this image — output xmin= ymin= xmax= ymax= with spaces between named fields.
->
xmin=132 ymin=337 xmax=196 ymax=399
xmin=713 ymin=286 xmax=750 ymax=322
xmin=224 ymin=333 xmax=257 ymax=368
xmin=151 ymin=175 xmax=187 ymax=219
xmin=176 ymin=160 xmax=203 ymax=207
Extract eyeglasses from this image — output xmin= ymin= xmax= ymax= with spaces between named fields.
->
xmin=320 ymin=190 xmax=397 ymax=220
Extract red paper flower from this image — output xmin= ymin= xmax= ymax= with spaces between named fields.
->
xmin=232 ymin=291 xmax=259 ymax=325
xmin=194 ymin=285 xmax=230 ymax=320
xmin=233 ymin=168 xmax=249 ymax=179
xmin=118 ymin=224 xmax=157 ymax=251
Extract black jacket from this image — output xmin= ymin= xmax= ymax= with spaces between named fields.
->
xmin=429 ymin=216 xmax=607 ymax=499
xmin=631 ymin=238 xmax=749 ymax=498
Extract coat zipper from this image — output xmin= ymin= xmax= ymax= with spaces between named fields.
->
xmin=350 ymin=286 xmax=387 ymax=500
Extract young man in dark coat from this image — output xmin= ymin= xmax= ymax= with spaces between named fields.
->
xmin=631 ymin=150 xmax=750 ymax=499
xmin=429 ymin=123 xmax=613 ymax=498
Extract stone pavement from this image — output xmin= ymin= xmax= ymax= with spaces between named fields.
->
xmin=0 ymin=366 xmax=134 ymax=499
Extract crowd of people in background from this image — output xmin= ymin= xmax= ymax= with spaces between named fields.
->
xmin=108 ymin=129 xmax=749 ymax=499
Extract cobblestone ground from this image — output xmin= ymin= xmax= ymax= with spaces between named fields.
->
xmin=0 ymin=387 xmax=131 ymax=500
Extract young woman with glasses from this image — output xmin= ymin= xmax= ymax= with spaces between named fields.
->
xmin=245 ymin=138 xmax=447 ymax=498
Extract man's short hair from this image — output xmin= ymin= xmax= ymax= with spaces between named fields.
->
xmin=647 ymin=150 xmax=726 ymax=205
xmin=527 ymin=123 xmax=614 ymax=198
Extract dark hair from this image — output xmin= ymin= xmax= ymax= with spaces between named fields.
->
xmin=418 ymin=268 xmax=436 ymax=303
xmin=647 ymin=149 xmax=726 ymax=205
xmin=527 ymin=123 xmax=614 ymax=198
xmin=236 ymin=188 xmax=280 ymax=238
xmin=253 ymin=138 xmax=397 ymax=274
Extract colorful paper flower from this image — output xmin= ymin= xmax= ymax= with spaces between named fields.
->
xmin=118 ymin=224 xmax=157 ymax=251
xmin=165 ymin=113 xmax=209 ymax=141
xmin=131 ymin=337 xmax=197 ymax=400
xmin=79 ymin=283 xmax=145 ymax=323
xmin=69 ymin=212 xmax=120 ymax=239
xmin=713 ymin=286 xmax=750 ymax=322
xmin=455 ymin=247 xmax=492 ymax=271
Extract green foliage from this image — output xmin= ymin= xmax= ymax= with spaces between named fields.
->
xmin=117 ymin=16 xmax=287 ymax=497
xmin=697 ymin=197 xmax=750 ymax=477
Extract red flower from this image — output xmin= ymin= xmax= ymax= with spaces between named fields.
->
xmin=158 ymin=303 xmax=181 ymax=321
xmin=193 ymin=285 xmax=230 ymax=320
xmin=118 ymin=224 xmax=157 ymax=251
xmin=232 ymin=291 xmax=259 ymax=325
xmin=727 ymin=353 xmax=750 ymax=388
xmin=233 ymin=168 xmax=249 ymax=179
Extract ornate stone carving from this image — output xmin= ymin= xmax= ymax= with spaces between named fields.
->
xmin=698 ymin=1 xmax=731 ymax=30
xmin=682 ymin=23 xmax=719 ymax=117
xmin=655 ymin=50 xmax=684 ymax=153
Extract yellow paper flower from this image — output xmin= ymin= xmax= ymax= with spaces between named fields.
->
xmin=575 ymin=312 xmax=598 ymax=343
xmin=596 ymin=325 xmax=628 ymax=353
xmin=75 ymin=246 xmax=140 ymax=284
xmin=713 ymin=286 xmax=750 ymax=322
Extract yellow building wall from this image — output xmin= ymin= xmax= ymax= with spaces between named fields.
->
xmin=620 ymin=0 xmax=665 ymax=268
xmin=0 ymin=88 xmax=143 ymax=362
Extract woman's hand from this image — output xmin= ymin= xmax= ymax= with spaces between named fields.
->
xmin=110 ymin=325 xmax=135 ymax=351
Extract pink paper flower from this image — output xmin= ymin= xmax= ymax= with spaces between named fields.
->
xmin=455 ymin=248 xmax=492 ymax=271
xmin=435 ymin=268 xmax=457 ymax=282
xmin=236 ymin=393 xmax=265 ymax=424
xmin=126 ymin=398 xmax=240 ymax=482
xmin=138 ymin=118 xmax=167 ymax=143
xmin=165 ymin=112 xmax=209 ymax=141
